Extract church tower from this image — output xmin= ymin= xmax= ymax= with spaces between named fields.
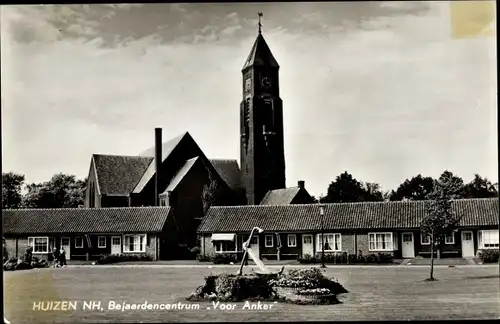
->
xmin=240 ymin=15 xmax=286 ymax=205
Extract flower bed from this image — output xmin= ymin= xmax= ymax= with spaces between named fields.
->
xmin=187 ymin=273 xmax=280 ymax=302
xmin=269 ymin=268 xmax=347 ymax=304
xmin=3 ymin=256 xmax=49 ymax=271
xmin=297 ymin=252 xmax=395 ymax=264
xmin=96 ymin=253 xmax=154 ymax=264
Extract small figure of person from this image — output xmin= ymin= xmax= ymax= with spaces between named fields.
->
xmin=52 ymin=247 xmax=60 ymax=268
xmin=59 ymin=247 xmax=67 ymax=268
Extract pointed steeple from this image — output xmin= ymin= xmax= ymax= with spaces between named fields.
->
xmin=242 ymin=14 xmax=279 ymax=71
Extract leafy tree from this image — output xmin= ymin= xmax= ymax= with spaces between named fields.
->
xmin=420 ymin=180 xmax=462 ymax=281
xmin=201 ymin=171 xmax=226 ymax=214
xmin=389 ymin=174 xmax=435 ymax=201
xmin=436 ymin=171 xmax=464 ymax=199
xmin=22 ymin=173 xmax=87 ymax=208
xmin=461 ymin=174 xmax=498 ymax=198
xmin=2 ymin=172 xmax=25 ymax=209
xmin=362 ymin=182 xmax=384 ymax=201
xmin=322 ymin=172 xmax=383 ymax=203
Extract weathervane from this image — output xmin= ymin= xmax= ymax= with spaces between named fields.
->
xmin=258 ymin=12 xmax=263 ymax=34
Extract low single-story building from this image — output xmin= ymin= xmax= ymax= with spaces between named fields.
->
xmin=197 ymin=198 xmax=499 ymax=260
xmin=3 ymin=207 xmax=180 ymax=261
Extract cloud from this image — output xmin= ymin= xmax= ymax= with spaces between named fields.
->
xmin=1 ymin=2 xmax=496 ymax=197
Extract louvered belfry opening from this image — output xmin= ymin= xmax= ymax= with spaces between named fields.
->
xmin=155 ymin=128 xmax=162 ymax=206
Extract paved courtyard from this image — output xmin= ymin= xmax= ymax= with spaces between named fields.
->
xmin=3 ymin=265 xmax=499 ymax=322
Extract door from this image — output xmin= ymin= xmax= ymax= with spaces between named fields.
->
xmin=111 ymin=236 xmax=121 ymax=255
xmin=461 ymin=231 xmax=474 ymax=258
xmin=302 ymin=234 xmax=314 ymax=257
xmin=250 ymin=235 xmax=259 ymax=257
xmin=401 ymin=232 xmax=415 ymax=258
xmin=60 ymin=237 xmax=71 ymax=260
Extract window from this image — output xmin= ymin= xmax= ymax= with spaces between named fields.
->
xmin=123 ymin=234 xmax=146 ymax=253
xmin=303 ymin=235 xmax=312 ymax=244
xmin=112 ymin=237 xmax=121 ymax=246
xmin=250 ymin=235 xmax=258 ymax=246
xmin=28 ymin=237 xmax=49 ymax=254
xmin=421 ymin=233 xmax=430 ymax=245
xmin=214 ymin=241 xmax=236 ymax=253
xmin=75 ymin=236 xmax=84 ymax=248
xmin=444 ymin=233 xmax=455 ymax=245
xmin=316 ymin=234 xmax=341 ymax=252
xmin=369 ymin=233 xmax=394 ymax=251
xmin=287 ymin=234 xmax=297 ymax=247
xmin=98 ymin=236 xmax=106 ymax=248
xmin=265 ymin=235 xmax=274 ymax=247
xmin=478 ymin=230 xmax=499 ymax=249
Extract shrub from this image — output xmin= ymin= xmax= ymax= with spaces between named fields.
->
xmin=196 ymin=254 xmax=212 ymax=262
xmin=347 ymin=254 xmax=357 ymax=264
xmin=365 ymin=253 xmax=378 ymax=263
xmin=212 ymin=253 xmax=237 ymax=264
xmin=187 ymin=273 xmax=277 ymax=302
xmin=31 ymin=257 xmax=49 ymax=268
xmin=96 ymin=253 xmax=154 ymax=264
xmin=297 ymin=253 xmax=317 ymax=264
xmin=377 ymin=253 xmax=394 ymax=264
xmin=480 ymin=250 xmax=499 ymax=263
xmin=190 ymin=246 xmax=201 ymax=255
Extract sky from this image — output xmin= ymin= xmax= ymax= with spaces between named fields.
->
xmin=1 ymin=1 xmax=497 ymax=198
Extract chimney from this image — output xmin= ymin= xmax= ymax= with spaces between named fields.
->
xmin=297 ymin=180 xmax=305 ymax=189
xmin=155 ymin=128 xmax=162 ymax=206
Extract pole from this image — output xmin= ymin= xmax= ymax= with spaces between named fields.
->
xmin=321 ymin=211 xmax=326 ymax=268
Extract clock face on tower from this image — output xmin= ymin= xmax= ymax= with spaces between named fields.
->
xmin=260 ymin=77 xmax=272 ymax=90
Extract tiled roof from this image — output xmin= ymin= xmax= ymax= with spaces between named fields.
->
xmin=165 ymin=157 xmax=200 ymax=192
xmin=138 ymin=131 xmax=187 ymax=158
xmin=210 ymin=159 xmax=242 ymax=191
xmin=93 ymin=154 xmax=153 ymax=196
xmin=198 ymin=198 xmax=499 ymax=233
xmin=133 ymin=132 xmax=190 ymax=193
xmin=260 ymin=187 xmax=301 ymax=205
xmin=242 ymin=33 xmax=279 ymax=70
xmin=3 ymin=207 xmax=172 ymax=235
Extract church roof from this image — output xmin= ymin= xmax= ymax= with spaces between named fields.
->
xmin=242 ymin=33 xmax=279 ymax=71
xmin=198 ymin=198 xmax=499 ymax=233
xmin=259 ymin=187 xmax=302 ymax=206
xmin=164 ymin=157 xmax=200 ymax=192
xmin=210 ymin=159 xmax=242 ymax=191
xmin=138 ymin=131 xmax=187 ymax=159
xmin=93 ymin=154 xmax=153 ymax=196
xmin=132 ymin=132 xmax=192 ymax=193
xmin=89 ymin=131 xmax=240 ymax=198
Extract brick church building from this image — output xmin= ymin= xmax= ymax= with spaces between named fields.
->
xmin=3 ymin=25 xmax=314 ymax=261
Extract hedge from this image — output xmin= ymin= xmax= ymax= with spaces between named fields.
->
xmin=298 ymin=252 xmax=395 ymax=264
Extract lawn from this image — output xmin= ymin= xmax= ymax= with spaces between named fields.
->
xmin=3 ymin=265 xmax=499 ymax=323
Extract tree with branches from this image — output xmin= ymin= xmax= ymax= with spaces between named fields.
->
xmin=201 ymin=171 xmax=226 ymax=215
xmin=420 ymin=180 xmax=462 ymax=281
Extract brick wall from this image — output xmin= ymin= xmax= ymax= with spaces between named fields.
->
xmin=201 ymin=235 xmax=215 ymax=256
xmin=4 ymin=238 xmax=17 ymax=259
xmin=356 ymin=233 xmax=369 ymax=255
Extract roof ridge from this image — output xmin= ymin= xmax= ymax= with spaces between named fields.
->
xmin=3 ymin=206 xmax=172 ymax=212
xmin=207 ymin=197 xmax=499 ymax=209
xmin=210 ymin=158 xmax=238 ymax=162
xmin=93 ymin=153 xmax=153 ymax=159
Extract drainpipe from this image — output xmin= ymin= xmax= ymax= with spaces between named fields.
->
xmin=354 ymin=232 xmax=357 ymax=256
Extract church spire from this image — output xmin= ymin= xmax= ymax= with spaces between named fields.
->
xmin=242 ymin=13 xmax=279 ymax=71
xmin=258 ymin=12 xmax=263 ymax=34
